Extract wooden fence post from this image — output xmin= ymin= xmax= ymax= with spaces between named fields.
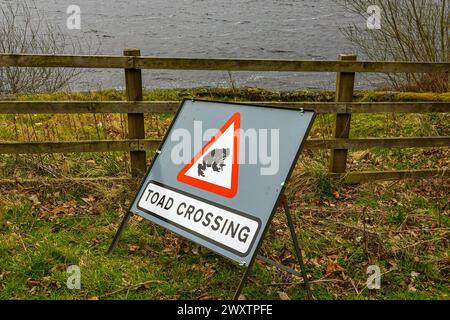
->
xmin=329 ymin=54 xmax=357 ymax=174
xmin=124 ymin=48 xmax=146 ymax=177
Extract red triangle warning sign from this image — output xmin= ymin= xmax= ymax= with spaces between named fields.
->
xmin=177 ymin=112 xmax=240 ymax=198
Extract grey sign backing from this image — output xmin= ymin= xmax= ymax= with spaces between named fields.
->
xmin=130 ymin=99 xmax=315 ymax=266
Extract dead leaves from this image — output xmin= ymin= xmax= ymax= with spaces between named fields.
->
xmin=28 ymin=194 xmax=41 ymax=207
xmin=26 ymin=276 xmax=61 ymax=294
xmin=26 ymin=279 xmax=42 ymax=287
xmin=192 ymin=262 xmax=216 ymax=279
xmin=351 ymin=150 xmax=372 ymax=162
xmin=102 ymin=279 xmax=166 ymax=298
xmin=45 ymin=195 xmax=99 ymax=218
xmin=278 ymin=246 xmax=295 ymax=263
xmin=278 ymin=291 xmax=291 ymax=300
xmin=0 ymin=271 xmax=10 ymax=290
xmin=160 ymin=237 xmax=203 ymax=257
xmin=128 ymin=244 xmax=141 ymax=254
xmin=81 ymin=195 xmax=96 ymax=204
xmin=50 ymin=201 xmax=77 ymax=216
xmin=444 ymin=256 xmax=450 ymax=265
xmin=332 ymin=191 xmax=340 ymax=200
xmin=324 ymin=255 xmax=346 ymax=276
xmin=5 ymin=187 xmax=103 ymax=223
xmin=0 ymin=219 xmax=12 ymax=231
xmin=408 ymin=271 xmax=421 ymax=292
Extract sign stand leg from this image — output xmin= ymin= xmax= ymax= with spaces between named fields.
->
xmin=233 ymin=258 xmax=257 ymax=300
xmin=233 ymin=196 xmax=313 ymax=300
xmin=107 ymin=211 xmax=133 ymax=255
xmin=282 ymin=197 xmax=313 ymax=300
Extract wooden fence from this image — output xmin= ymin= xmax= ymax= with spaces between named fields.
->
xmin=0 ymin=49 xmax=449 ymax=183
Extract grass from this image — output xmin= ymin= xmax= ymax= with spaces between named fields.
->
xmin=1 ymin=177 xmax=447 ymax=300
xmin=0 ymin=87 xmax=448 ymax=300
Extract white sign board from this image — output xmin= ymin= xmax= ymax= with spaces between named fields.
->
xmin=130 ymin=100 xmax=315 ymax=265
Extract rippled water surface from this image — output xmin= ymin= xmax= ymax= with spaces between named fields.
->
xmin=32 ymin=0 xmax=372 ymax=90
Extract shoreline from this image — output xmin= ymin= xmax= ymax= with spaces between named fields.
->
xmin=4 ymin=87 xmax=449 ymax=103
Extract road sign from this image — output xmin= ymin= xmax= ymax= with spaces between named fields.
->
xmin=129 ymin=99 xmax=316 ymax=265
xmin=177 ymin=112 xmax=240 ymax=198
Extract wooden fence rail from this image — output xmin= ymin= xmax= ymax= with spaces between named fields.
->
xmin=1 ymin=53 xmax=449 ymax=73
xmin=1 ymin=137 xmax=449 ymax=154
xmin=0 ymin=101 xmax=449 ymax=114
xmin=0 ymin=49 xmax=449 ymax=183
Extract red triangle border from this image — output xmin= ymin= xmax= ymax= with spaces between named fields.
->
xmin=177 ymin=112 xmax=240 ymax=198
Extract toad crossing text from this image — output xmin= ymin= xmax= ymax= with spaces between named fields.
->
xmin=137 ymin=181 xmax=261 ymax=256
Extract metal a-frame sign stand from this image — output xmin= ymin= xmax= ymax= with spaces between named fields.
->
xmin=107 ymin=195 xmax=313 ymax=300
xmin=107 ymin=99 xmax=314 ymax=300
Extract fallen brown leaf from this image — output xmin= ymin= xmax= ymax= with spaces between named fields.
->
xmin=325 ymin=260 xmax=345 ymax=275
xmin=129 ymin=244 xmax=140 ymax=253
xmin=278 ymin=292 xmax=291 ymax=300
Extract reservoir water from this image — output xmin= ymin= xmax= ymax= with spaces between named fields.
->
xmin=22 ymin=0 xmax=374 ymax=90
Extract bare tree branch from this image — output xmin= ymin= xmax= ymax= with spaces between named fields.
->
xmin=337 ymin=0 xmax=449 ymax=92
xmin=0 ymin=0 xmax=100 ymax=94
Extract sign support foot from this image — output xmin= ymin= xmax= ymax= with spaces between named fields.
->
xmin=282 ymin=197 xmax=313 ymax=300
xmin=233 ymin=196 xmax=313 ymax=300
xmin=107 ymin=211 xmax=133 ymax=255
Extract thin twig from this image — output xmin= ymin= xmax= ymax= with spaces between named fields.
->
xmin=268 ymin=278 xmax=345 ymax=286
xmin=394 ymin=237 xmax=446 ymax=252
xmin=102 ymin=280 xmax=166 ymax=298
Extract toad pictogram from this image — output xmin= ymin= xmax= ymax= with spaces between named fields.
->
xmin=198 ymin=148 xmax=230 ymax=177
